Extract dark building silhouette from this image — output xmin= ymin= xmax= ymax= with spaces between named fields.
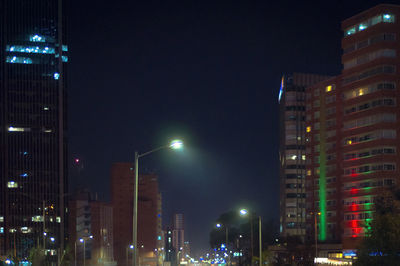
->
xmin=111 ymin=163 xmax=162 ymax=266
xmin=0 ymin=0 xmax=68 ymax=260
xmin=69 ymin=190 xmax=115 ymax=265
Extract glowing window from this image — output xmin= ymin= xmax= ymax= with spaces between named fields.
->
xmin=358 ymin=89 xmax=364 ymax=96
xmin=6 ymin=45 xmax=55 ymax=54
xmin=54 ymin=73 xmax=60 ymax=80
xmin=6 ymin=56 xmax=33 ymax=64
xmin=302 ymin=155 xmax=306 ymax=160
xmin=326 ymin=85 xmax=335 ymax=92
xmin=383 ymin=14 xmax=395 ymax=23
xmin=307 ymin=170 xmax=312 ymax=176
xmin=0 ymin=227 xmax=3 ymax=234
xmin=62 ymin=45 xmax=68 ymax=51
xmin=359 ymin=23 xmax=368 ymax=31
xmin=8 ymin=127 xmax=31 ymax=132
xmin=32 ymin=216 xmax=43 ymax=222
xmin=0 ymin=216 xmax=3 ymax=222
xmin=7 ymin=181 xmax=18 ymax=188
xmin=30 ymin=34 xmax=45 ymax=42
xmin=346 ymin=27 xmax=356 ymax=36
xmin=306 ymin=126 xmax=311 ymax=133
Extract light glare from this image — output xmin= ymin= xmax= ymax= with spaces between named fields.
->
xmin=170 ymin=139 xmax=183 ymax=149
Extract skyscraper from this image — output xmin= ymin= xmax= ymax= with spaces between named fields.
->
xmin=0 ymin=0 xmax=68 ymax=261
xmin=279 ymin=73 xmax=329 ymax=241
xmin=305 ymin=4 xmax=400 ymax=253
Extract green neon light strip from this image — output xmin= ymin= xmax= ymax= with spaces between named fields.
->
xmin=318 ymin=91 xmax=327 ymax=241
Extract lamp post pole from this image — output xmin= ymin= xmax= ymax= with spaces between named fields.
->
xmin=258 ymin=216 xmax=262 ymax=266
xmin=133 ymin=151 xmax=139 ymax=266
xmin=132 ymin=140 xmax=183 ymax=266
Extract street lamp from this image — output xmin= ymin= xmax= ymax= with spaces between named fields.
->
xmin=240 ymin=209 xmax=262 ymax=266
xmin=133 ymin=139 xmax=183 ymax=266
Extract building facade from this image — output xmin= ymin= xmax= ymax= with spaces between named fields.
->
xmin=305 ymin=4 xmax=400 ymax=251
xmin=172 ymin=213 xmax=185 ymax=261
xmin=279 ymin=73 xmax=329 ymax=240
xmin=0 ymin=0 xmax=68 ymax=260
xmin=69 ymin=190 xmax=115 ymax=265
xmin=111 ymin=163 xmax=161 ymax=266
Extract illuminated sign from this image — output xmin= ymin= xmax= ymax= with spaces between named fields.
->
xmin=278 ymin=76 xmax=284 ymax=102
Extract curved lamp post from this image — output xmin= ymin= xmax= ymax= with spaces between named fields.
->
xmin=240 ymin=209 xmax=262 ymax=266
xmin=133 ymin=139 xmax=183 ymax=266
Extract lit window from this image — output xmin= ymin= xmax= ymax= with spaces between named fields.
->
xmin=6 ymin=56 xmax=33 ymax=64
xmin=326 ymin=85 xmax=335 ymax=92
xmin=383 ymin=14 xmax=395 ymax=23
xmin=43 ymin=107 xmax=49 ymax=111
xmin=29 ymin=34 xmax=46 ymax=42
xmin=0 ymin=216 xmax=3 ymax=222
xmin=346 ymin=27 xmax=356 ymax=36
xmin=306 ymin=126 xmax=311 ymax=133
xmin=5 ymin=45 xmax=55 ymax=54
xmin=56 ymin=217 xmax=61 ymax=223
xmin=359 ymin=23 xmax=368 ymax=31
xmin=7 ymin=181 xmax=18 ymax=188
xmin=20 ymin=173 xmax=28 ymax=177
xmin=358 ymin=88 xmax=364 ymax=96
xmin=302 ymin=155 xmax=306 ymax=160
xmin=62 ymin=56 xmax=68 ymax=62
xmin=32 ymin=216 xmax=43 ymax=222
xmin=8 ymin=127 xmax=31 ymax=132
xmin=54 ymin=73 xmax=60 ymax=80
xmin=62 ymin=45 xmax=68 ymax=52
xmin=307 ymin=170 xmax=312 ymax=176
xmin=0 ymin=227 xmax=3 ymax=234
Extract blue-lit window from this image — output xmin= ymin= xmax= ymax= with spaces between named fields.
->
xmin=346 ymin=27 xmax=356 ymax=36
xmin=20 ymin=173 xmax=28 ymax=178
xmin=358 ymin=23 xmax=368 ymax=31
xmin=6 ymin=45 xmax=55 ymax=54
xmin=54 ymin=73 xmax=60 ymax=80
xmin=62 ymin=56 xmax=68 ymax=62
xmin=383 ymin=14 xmax=395 ymax=23
xmin=30 ymin=34 xmax=45 ymax=42
xmin=62 ymin=45 xmax=68 ymax=52
xmin=0 ymin=227 xmax=3 ymax=234
xmin=345 ymin=13 xmax=395 ymax=37
xmin=6 ymin=56 xmax=33 ymax=64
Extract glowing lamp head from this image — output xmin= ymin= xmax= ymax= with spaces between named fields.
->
xmin=79 ymin=238 xmax=84 ymax=243
xmin=50 ymin=237 xmax=55 ymax=242
xmin=216 ymin=223 xmax=222 ymax=228
xmin=89 ymin=235 xmax=93 ymax=239
xmin=239 ymin=209 xmax=248 ymax=216
xmin=75 ymin=158 xmax=80 ymax=163
xmin=130 ymin=245 xmax=134 ymax=249
xmin=170 ymin=139 xmax=183 ymax=150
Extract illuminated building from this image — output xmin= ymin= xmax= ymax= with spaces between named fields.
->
xmin=111 ymin=163 xmax=161 ymax=266
xmin=305 ymin=4 xmax=400 ymax=251
xmin=0 ymin=0 xmax=68 ymax=260
xmin=279 ymin=73 xmax=330 ymax=241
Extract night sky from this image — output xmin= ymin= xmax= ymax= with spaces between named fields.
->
xmin=67 ymin=0 xmax=397 ymax=256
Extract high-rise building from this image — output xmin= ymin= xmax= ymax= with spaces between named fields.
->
xmin=0 ymin=0 xmax=68 ymax=260
xmin=305 ymin=4 xmax=400 ymax=252
xmin=111 ymin=163 xmax=161 ymax=266
xmin=172 ymin=213 xmax=185 ymax=260
xmin=279 ymin=73 xmax=330 ymax=241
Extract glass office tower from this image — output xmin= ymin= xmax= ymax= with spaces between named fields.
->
xmin=0 ymin=0 xmax=68 ymax=261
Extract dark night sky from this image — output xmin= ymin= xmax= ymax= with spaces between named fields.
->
xmin=67 ymin=0 xmax=397 ymax=256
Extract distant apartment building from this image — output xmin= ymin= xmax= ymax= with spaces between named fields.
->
xmin=111 ymin=163 xmax=161 ymax=266
xmin=68 ymin=190 xmax=114 ymax=265
xmin=279 ymin=73 xmax=330 ymax=240
xmin=305 ymin=4 xmax=400 ymax=252
xmin=172 ymin=213 xmax=185 ymax=261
